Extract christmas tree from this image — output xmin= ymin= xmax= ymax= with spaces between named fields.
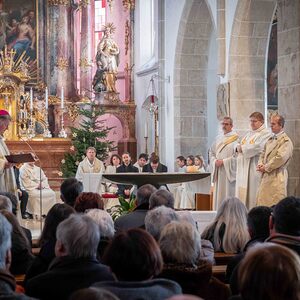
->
xmin=61 ymin=102 xmax=115 ymax=177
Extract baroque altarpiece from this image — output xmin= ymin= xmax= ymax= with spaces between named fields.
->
xmin=0 ymin=0 xmax=137 ymax=179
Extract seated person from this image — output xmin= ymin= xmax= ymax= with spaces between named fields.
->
xmin=201 ymin=197 xmax=250 ymax=253
xmin=0 ymin=210 xmax=34 ymax=275
xmin=0 ymin=214 xmax=33 ymax=300
xmin=234 ymin=243 xmax=300 ymax=300
xmin=186 ymin=155 xmax=195 ymax=167
xmin=158 ymin=221 xmax=230 ymax=300
xmin=25 ymin=214 xmax=114 ymax=299
xmin=93 ymin=228 xmax=182 ymax=300
xmin=116 ymin=152 xmax=139 ymax=198
xmin=143 ymin=154 xmax=167 ymax=173
xmin=194 ymin=155 xmax=206 ymax=172
xmin=114 ymin=184 xmax=157 ymax=232
xmin=133 ymin=153 xmax=148 ymax=173
xmin=14 ymin=164 xmax=32 ymax=219
xmin=174 ymin=155 xmax=206 ymax=209
xmin=19 ymin=162 xmax=56 ymax=217
xmin=104 ymin=154 xmax=121 ymax=193
xmin=75 ymin=147 xmax=105 ymax=182
xmin=74 ymin=192 xmax=104 ymax=213
xmin=176 ymin=156 xmax=186 ymax=173
xmin=143 ymin=154 xmax=168 ymax=189
xmin=60 ymin=177 xmax=83 ymax=207
xmin=25 ymin=203 xmax=75 ymax=282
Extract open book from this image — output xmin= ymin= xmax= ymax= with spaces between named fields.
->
xmin=5 ymin=153 xmax=36 ymax=164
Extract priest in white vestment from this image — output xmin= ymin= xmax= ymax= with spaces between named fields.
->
xmin=256 ymin=115 xmax=293 ymax=206
xmin=235 ymin=112 xmax=271 ymax=209
xmin=209 ymin=117 xmax=239 ymax=210
xmin=0 ymin=110 xmax=17 ymax=197
xmin=19 ymin=162 xmax=56 ymax=216
xmin=75 ymin=146 xmax=105 ymax=182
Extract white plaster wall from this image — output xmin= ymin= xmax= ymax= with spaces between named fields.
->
xmin=164 ymin=0 xmax=185 ymax=170
xmin=134 ymin=0 xmax=239 ymax=167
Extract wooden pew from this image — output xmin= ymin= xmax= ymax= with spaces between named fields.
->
xmin=214 ymin=252 xmax=235 ymax=265
xmin=212 ymin=265 xmax=227 ymax=283
xmin=15 ymin=274 xmax=25 ymax=287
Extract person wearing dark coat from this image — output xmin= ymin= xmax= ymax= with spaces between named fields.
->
xmin=142 ymin=154 xmax=168 ymax=173
xmin=158 ymin=221 xmax=230 ymax=300
xmin=230 ymin=197 xmax=300 ymax=296
xmin=25 ymin=204 xmax=75 ymax=283
xmin=25 ymin=214 xmax=114 ymax=300
xmin=94 ymin=228 xmax=181 ymax=300
xmin=142 ymin=154 xmax=168 ymax=189
xmin=0 ymin=214 xmax=35 ymax=300
xmin=116 ymin=152 xmax=139 ymax=197
xmin=114 ymin=184 xmax=157 ymax=232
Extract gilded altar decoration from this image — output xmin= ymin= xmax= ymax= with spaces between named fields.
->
xmin=78 ymin=0 xmax=90 ymax=9
xmin=68 ymin=103 xmax=79 ymax=122
xmin=125 ymin=20 xmax=130 ymax=56
xmin=122 ymin=0 xmax=135 ymax=11
xmin=57 ymin=57 xmax=69 ymax=71
xmin=79 ymin=57 xmax=93 ymax=68
xmin=48 ymin=0 xmax=70 ymax=6
xmin=0 ymin=47 xmax=34 ymax=83
xmin=93 ymin=23 xmax=120 ymax=94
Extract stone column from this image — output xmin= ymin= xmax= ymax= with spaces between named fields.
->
xmin=48 ymin=0 xmax=74 ymax=99
xmin=217 ymin=0 xmax=225 ymax=76
xmin=80 ymin=0 xmax=94 ymax=98
xmin=277 ymin=0 xmax=300 ymax=196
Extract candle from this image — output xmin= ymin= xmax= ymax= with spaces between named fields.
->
xmin=61 ymin=86 xmax=64 ymax=109
xmin=30 ymin=88 xmax=33 ymax=111
xmin=144 ymin=122 xmax=148 ymax=137
xmin=45 ymin=87 xmax=48 ymax=110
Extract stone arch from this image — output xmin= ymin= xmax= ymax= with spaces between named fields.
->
xmin=173 ymin=0 xmax=215 ymax=159
xmin=229 ymin=0 xmax=276 ymax=132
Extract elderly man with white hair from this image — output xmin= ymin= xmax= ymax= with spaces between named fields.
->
xmin=25 ymin=214 xmax=114 ymax=299
xmin=0 ymin=214 xmax=34 ymax=299
xmin=145 ymin=205 xmax=179 ymax=240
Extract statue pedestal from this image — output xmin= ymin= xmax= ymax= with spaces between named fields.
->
xmin=94 ymin=92 xmax=121 ymax=104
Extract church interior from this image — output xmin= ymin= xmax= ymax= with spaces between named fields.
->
xmin=0 ymin=0 xmax=300 ymax=299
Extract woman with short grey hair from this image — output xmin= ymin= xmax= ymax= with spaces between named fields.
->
xmin=86 ymin=209 xmax=115 ymax=259
xmin=158 ymin=221 xmax=230 ymax=300
xmin=145 ymin=206 xmax=179 ymax=240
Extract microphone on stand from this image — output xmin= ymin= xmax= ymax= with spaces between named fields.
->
xmin=19 ymin=137 xmax=43 ymax=231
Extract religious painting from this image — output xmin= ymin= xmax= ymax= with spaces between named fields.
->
xmin=0 ymin=0 xmax=37 ymax=61
xmin=267 ymin=18 xmax=277 ymax=111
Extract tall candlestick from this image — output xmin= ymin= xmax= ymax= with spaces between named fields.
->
xmin=61 ymin=86 xmax=64 ymax=109
xmin=45 ymin=87 xmax=48 ymax=110
xmin=30 ymin=88 xmax=33 ymax=111
xmin=144 ymin=122 xmax=148 ymax=137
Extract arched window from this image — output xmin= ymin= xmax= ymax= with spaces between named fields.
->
xmin=267 ymin=11 xmax=278 ymax=112
xmin=139 ymin=0 xmax=155 ymax=65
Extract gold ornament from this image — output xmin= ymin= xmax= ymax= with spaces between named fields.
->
xmin=122 ymin=0 xmax=135 ymax=11
xmin=57 ymin=57 xmax=69 ymax=71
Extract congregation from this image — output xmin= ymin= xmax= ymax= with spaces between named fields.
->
xmin=0 ymin=110 xmax=299 ymax=300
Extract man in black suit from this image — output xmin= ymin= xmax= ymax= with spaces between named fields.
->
xmin=116 ymin=152 xmax=139 ymax=198
xmin=142 ymin=154 xmax=168 ymax=189
xmin=142 ymin=154 xmax=168 ymax=173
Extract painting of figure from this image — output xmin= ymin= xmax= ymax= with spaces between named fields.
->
xmin=0 ymin=0 xmax=36 ymax=60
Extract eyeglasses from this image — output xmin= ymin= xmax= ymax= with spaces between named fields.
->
xmin=221 ymin=123 xmax=231 ymax=126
